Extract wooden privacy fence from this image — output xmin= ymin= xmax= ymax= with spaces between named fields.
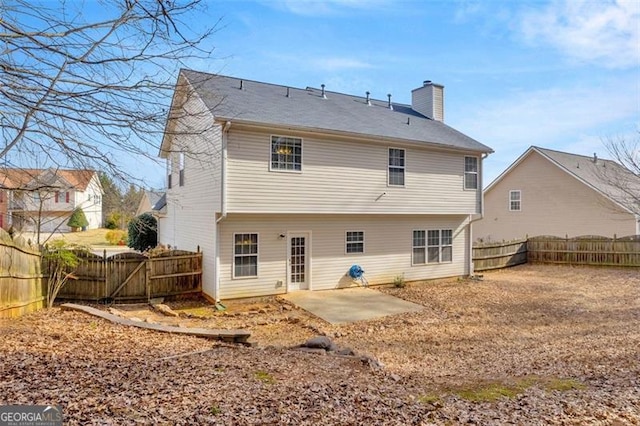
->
xmin=0 ymin=231 xmax=44 ymax=318
xmin=473 ymin=235 xmax=640 ymax=271
xmin=56 ymin=249 xmax=202 ymax=302
xmin=527 ymin=235 xmax=640 ymax=267
xmin=472 ymin=239 xmax=528 ymax=271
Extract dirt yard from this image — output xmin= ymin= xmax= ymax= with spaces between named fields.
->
xmin=1 ymin=264 xmax=638 ymax=424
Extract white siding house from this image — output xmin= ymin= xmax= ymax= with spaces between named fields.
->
xmin=0 ymin=169 xmax=103 ymax=233
xmin=159 ymin=70 xmax=492 ymax=301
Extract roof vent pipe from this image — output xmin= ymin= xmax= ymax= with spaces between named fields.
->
xmin=366 ymin=91 xmax=371 ymax=106
xmin=240 ymin=80 xmax=244 ymax=90
xmin=387 ymin=94 xmax=393 ymax=110
xmin=321 ymin=84 xmax=326 ymax=99
xmin=407 ymin=117 xmax=410 ymax=125
xmin=593 ymin=153 xmax=598 ymax=163
xmin=286 ymin=87 xmax=290 ymax=98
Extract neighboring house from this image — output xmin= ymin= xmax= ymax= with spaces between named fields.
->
xmin=0 ymin=168 xmax=103 ymax=233
xmin=135 ymin=190 xmax=165 ymax=216
xmin=475 ymin=146 xmax=640 ymax=242
xmin=159 ymin=70 xmax=492 ymax=300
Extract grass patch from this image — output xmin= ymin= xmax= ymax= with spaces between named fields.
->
xmin=417 ymin=394 xmax=440 ymax=404
xmin=254 ymin=370 xmax=276 ymax=384
xmin=51 ymin=228 xmax=113 ymax=246
xmin=209 ymin=405 xmax=221 ymax=415
xmin=544 ymin=378 xmax=586 ymax=392
xmin=451 ymin=376 xmax=585 ymax=402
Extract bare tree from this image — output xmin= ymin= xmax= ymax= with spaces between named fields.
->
xmin=0 ymin=0 xmax=220 ymax=185
xmin=600 ymin=131 xmax=640 ymax=217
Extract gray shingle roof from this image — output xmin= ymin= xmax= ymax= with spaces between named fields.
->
xmin=180 ymin=69 xmax=492 ymax=153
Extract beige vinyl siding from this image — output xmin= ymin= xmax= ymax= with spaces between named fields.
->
xmin=216 ymin=213 xmax=469 ymax=300
xmin=475 ymin=151 xmax=638 ymax=241
xmin=226 ymin=129 xmax=478 ymax=215
xmin=158 ymin=89 xmax=222 ymax=295
xmin=432 ymin=85 xmax=444 ymax=122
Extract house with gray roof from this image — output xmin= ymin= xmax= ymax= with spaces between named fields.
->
xmin=159 ymin=69 xmax=492 ymax=300
xmin=475 ymin=146 xmax=640 ymax=242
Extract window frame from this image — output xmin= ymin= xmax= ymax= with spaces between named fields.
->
xmin=413 ymin=229 xmax=453 ymax=265
xmin=232 ymin=233 xmax=259 ymax=279
xmin=509 ymin=190 xmax=521 ymax=211
xmin=179 ymin=152 xmax=185 ymax=186
xmin=464 ymin=156 xmax=479 ymax=190
xmin=345 ymin=231 xmax=365 ymax=254
xmin=270 ymin=135 xmax=303 ymax=173
xmin=412 ymin=230 xmax=426 ymax=265
xmin=388 ymin=147 xmax=406 ymax=187
xmin=167 ymin=157 xmax=173 ymax=189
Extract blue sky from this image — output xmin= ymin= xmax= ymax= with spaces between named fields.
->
xmin=169 ymin=0 xmax=637 ymax=188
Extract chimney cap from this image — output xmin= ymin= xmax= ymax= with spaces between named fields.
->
xmin=423 ymin=80 xmax=432 ymax=86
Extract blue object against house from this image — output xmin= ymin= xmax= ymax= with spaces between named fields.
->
xmin=348 ymin=265 xmax=364 ymax=279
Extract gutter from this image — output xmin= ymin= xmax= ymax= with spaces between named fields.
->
xmin=467 ymin=152 xmax=489 ymax=276
xmin=214 ymin=121 xmax=232 ymax=302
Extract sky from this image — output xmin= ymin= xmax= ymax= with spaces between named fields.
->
xmin=166 ymin=0 xmax=637 ymax=188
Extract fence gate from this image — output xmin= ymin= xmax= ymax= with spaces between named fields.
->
xmin=106 ymin=252 xmax=148 ymax=300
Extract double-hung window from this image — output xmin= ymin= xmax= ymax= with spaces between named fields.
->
xmin=464 ymin=156 xmax=478 ymax=190
xmin=233 ymin=233 xmax=258 ymax=278
xmin=167 ymin=158 xmax=173 ymax=189
xmin=509 ymin=190 xmax=521 ymax=211
xmin=345 ymin=231 xmax=364 ymax=254
xmin=414 ymin=229 xmax=452 ymax=264
xmin=271 ymin=136 xmax=302 ymax=171
xmin=388 ymin=148 xmax=405 ymax=186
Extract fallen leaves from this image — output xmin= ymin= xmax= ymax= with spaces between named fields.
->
xmin=0 ymin=264 xmax=638 ymax=424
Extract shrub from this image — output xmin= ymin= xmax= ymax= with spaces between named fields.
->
xmin=43 ymin=240 xmax=89 ymax=307
xmin=104 ymin=216 xmax=118 ymax=229
xmin=105 ymin=230 xmax=127 ymax=245
xmin=67 ymin=207 xmax=89 ymax=229
xmin=393 ymin=274 xmax=406 ymax=288
xmin=127 ymin=213 xmax=157 ymax=251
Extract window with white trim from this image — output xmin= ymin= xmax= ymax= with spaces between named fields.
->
xmin=271 ymin=136 xmax=302 ymax=171
xmin=464 ymin=156 xmax=478 ymax=190
xmin=345 ymin=231 xmax=364 ymax=254
xmin=414 ymin=229 xmax=453 ymax=264
xmin=167 ymin=157 xmax=173 ymax=189
xmin=388 ymin=148 xmax=405 ymax=186
xmin=233 ymin=233 xmax=258 ymax=278
xmin=179 ymin=152 xmax=185 ymax=186
xmin=509 ymin=190 xmax=521 ymax=211
xmin=412 ymin=230 xmax=426 ymax=264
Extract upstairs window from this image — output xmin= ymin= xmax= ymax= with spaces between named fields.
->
xmin=54 ymin=192 xmax=59 ymax=203
xmin=167 ymin=157 xmax=173 ymax=189
xmin=65 ymin=192 xmax=70 ymax=203
xmin=464 ymin=156 xmax=478 ymax=190
xmin=179 ymin=152 xmax=185 ymax=186
xmin=345 ymin=231 xmax=364 ymax=254
xmin=271 ymin=136 xmax=302 ymax=171
xmin=509 ymin=190 xmax=521 ymax=211
xmin=388 ymin=148 xmax=405 ymax=186
xmin=233 ymin=233 xmax=258 ymax=278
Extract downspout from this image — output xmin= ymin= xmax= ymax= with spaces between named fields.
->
xmin=215 ymin=121 xmax=231 ymax=302
xmin=467 ymin=152 xmax=489 ymax=276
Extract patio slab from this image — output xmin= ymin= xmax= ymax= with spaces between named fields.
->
xmin=280 ymin=287 xmax=424 ymax=324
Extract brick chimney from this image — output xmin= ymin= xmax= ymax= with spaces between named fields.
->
xmin=411 ymin=80 xmax=444 ymax=122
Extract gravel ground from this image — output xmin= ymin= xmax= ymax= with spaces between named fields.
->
xmin=1 ymin=264 xmax=638 ymax=424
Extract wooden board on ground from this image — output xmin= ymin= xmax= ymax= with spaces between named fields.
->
xmin=60 ymin=303 xmax=250 ymax=343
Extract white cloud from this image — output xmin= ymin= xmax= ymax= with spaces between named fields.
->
xmin=452 ymin=76 xmax=638 ymax=184
xmin=519 ymin=0 xmax=640 ymax=69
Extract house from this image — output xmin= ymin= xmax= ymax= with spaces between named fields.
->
xmin=475 ymin=146 xmax=640 ymax=242
xmin=158 ymin=70 xmax=493 ymax=301
xmin=0 ymin=168 xmax=103 ymax=233
xmin=135 ymin=190 xmax=165 ymax=216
